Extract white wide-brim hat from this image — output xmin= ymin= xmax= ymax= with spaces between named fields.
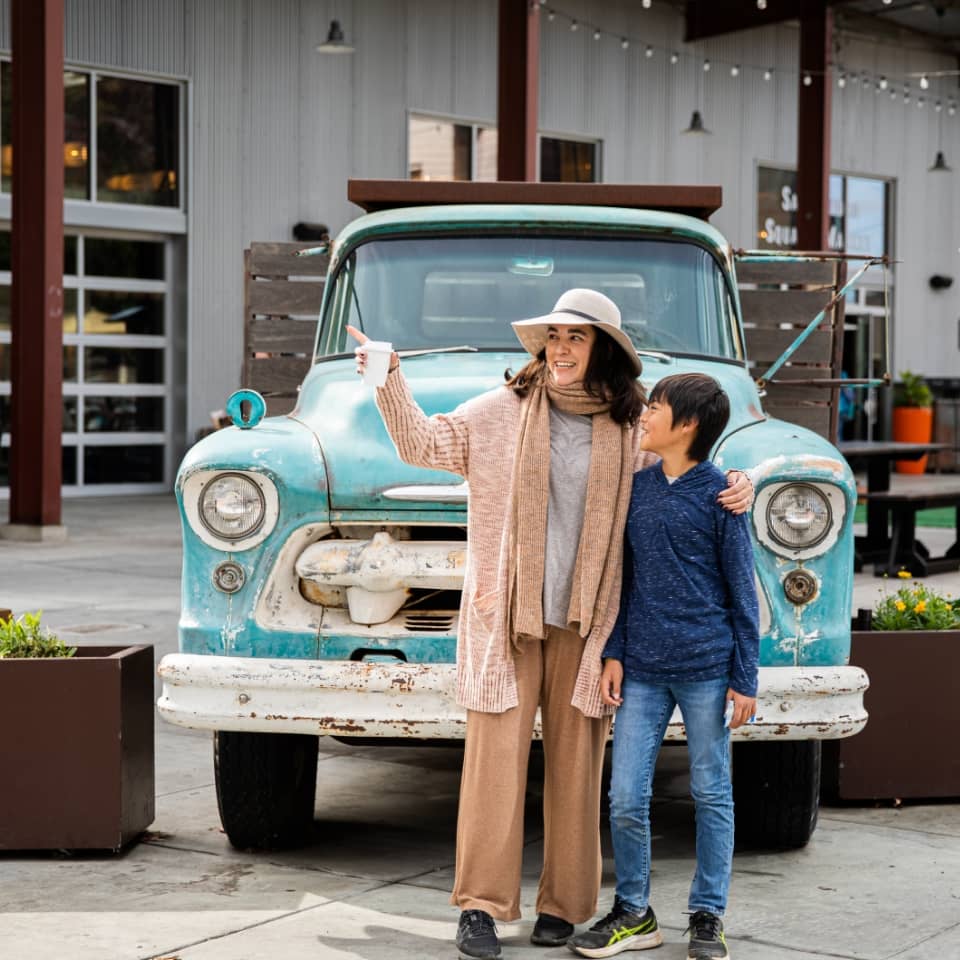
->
xmin=511 ymin=288 xmax=642 ymax=376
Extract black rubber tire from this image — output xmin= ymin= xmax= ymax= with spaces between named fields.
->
xmin=733 ymin=740 xmax=821 ymax=850
xmin=214 ymin=731 xmax=319 ymax=850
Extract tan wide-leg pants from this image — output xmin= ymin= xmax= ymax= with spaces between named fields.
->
xmin=450 ymin=625 xmax=611 ymax=923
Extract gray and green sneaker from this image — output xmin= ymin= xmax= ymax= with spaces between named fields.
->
xmin=567 ymin=899 xmax=662 ymax=957
xmin=685 ymin=910 xmax=728 ymax=959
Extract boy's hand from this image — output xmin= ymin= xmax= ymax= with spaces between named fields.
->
xmin=725 ymin=688 xmax=756 ymax=729
xmin=600 ymin=659 xmax=624 ymax=707
xmin=717 ymin=470 xmax=753 ymax=515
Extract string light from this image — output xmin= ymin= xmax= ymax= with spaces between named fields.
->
xmin=534 ymin=3 xmax=960 ymax=133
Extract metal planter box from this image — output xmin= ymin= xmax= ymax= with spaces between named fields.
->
xmin=0 ymin=644 xmax=155 ymax=851
xmin=823 ymin=630 xmax=960 ymax=800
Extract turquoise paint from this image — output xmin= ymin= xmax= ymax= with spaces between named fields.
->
xmin=176 ymin=203 xmax=856 ymax=677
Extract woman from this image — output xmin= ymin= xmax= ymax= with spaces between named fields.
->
xmin=350 ymin=288 xmax=752 ymax=960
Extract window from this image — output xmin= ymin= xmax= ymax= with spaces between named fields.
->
xmin=540 ymin=136 xmax=599 ymax=183
xmin=408 ymin=115 xmax=497 ymax=181
xmin=319 ymin=235 xmax=736 ymax=360
xmin=0 ymin=64 xmax=181 ymax=207
xmin=0 ymin=233 xmax=172 ymax=492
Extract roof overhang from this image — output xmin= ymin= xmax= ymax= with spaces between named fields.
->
xmin=348 ymin=179 xmax=723 ymax=220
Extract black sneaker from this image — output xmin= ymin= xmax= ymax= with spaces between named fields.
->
xmin=685 ymin=911 xmax=728 ymax=960
xmin=567 ymin=899 xmax=662 ymax=957
xmin=456 ymin=909 xmax=502 ymax=960
xmin=531 ymin=912 xmax=574 ymax=946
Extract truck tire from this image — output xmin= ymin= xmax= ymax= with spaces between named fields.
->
xmin=214 ymin=731 xmax=319 ymax=850
xmin=732 ymin=740 xmax=821 ymax=850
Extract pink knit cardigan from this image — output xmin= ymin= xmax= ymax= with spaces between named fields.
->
xmin=376 ymin=367 xmax=655 ymax=718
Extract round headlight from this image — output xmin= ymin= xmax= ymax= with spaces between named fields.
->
xmin=766 ymin=483 xmax=832 ymax=549
xmin=199 ymin=473 xmax=266 ymax=541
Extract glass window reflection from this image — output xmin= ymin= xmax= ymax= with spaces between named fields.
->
xmin=84 ymin=291 xmax=164 ymax=336
xmin=97 ymin=77 xmax=179 ymax=206
xmin=84 ymin=396 xmax=163 ymax=432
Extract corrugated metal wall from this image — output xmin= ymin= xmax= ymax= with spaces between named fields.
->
xmin=1 ymin=0 xmax=957 ymax=440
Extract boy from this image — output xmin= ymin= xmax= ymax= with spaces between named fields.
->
xmin=568 ymin=373 xmax=759 ymax=960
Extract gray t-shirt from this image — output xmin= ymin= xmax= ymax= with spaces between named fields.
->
xmin=543 ymin=406 xmax=593 ymax=629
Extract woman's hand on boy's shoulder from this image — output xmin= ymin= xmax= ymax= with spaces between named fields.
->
xmin=717 ymin=469 xmax=753 ymax=515
xmin=600 ymin=659 xmax=624 ymax=707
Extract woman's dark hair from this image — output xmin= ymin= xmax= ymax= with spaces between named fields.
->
xmin=648 ymin=372 xmax=730 ymax=462
xmin=504 ymin=327 xmax=646 ymax=426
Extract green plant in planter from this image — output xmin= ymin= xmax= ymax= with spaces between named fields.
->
xmin=872 ymin=576 xmax=959 ymax=631
xmin=0 ymin=611 xmax=76 ymax=658
xmin=893 ymin=370 xmax=933 ymax=408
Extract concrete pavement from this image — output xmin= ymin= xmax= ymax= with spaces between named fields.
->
xmin=1 ymin=494 xmax=959 ymax=960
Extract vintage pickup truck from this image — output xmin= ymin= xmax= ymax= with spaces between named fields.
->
xmin=158 ymin=181 xmax=869 ymax=853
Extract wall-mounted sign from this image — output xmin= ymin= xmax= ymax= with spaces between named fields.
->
xmin=757 ymin=166 xmax=844 ymax=250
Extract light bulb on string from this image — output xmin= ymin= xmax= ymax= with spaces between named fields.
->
xmin=838 ymin=73 xmax=846 ymax=89
xmin=803 ymin=73 xmax=812 ymax=87
xmin=936 ymin=100 xmax=943 ymax=112
xmin=670 ymin=52 xmax=679 ymax=65
xmin=570 ymin=19 xmax=578 ymax=31
xmin=730 ymin=64 xmax=740 ymax=77
xmin=620 ymin=37 xmax=629 ymax=50
xmin=757 ymin=0 xmax=767 ymax=8
xmin=920 ymin=75 xmax=929 ymax=90
xmin=918 ymin=96 xmax=925 ymax=109
xmin=950 ymin=102 xmax=957 ymax=117
xmin=645 ymin=45 xmax=654 ymax=58
xmin=763 ymin=68 xmax=773 ymax=81
xmin=879 ymin=76 xmax=888 ymax=90
xmin=703 ymin=59 xmax=711 ymax=72
xmin=593 ymin=29 xmax=601 ymax=40
xmin=890 ymin=87 xmax=897 ymax=100
xmin=641 ymin=0 xmax=651 ymax=7
xmin=547 ymin=9 xmax=555 ymax=20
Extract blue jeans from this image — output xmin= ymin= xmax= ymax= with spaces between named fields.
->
xmin=608 ymin=676 xmax=733 ymax=917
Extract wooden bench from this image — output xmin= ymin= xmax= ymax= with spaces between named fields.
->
xmin=864 ymin=474 xmax=960 ymax=576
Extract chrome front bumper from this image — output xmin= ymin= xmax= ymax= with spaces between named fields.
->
xmin=158 ymin=655 xmax=868 ymax=741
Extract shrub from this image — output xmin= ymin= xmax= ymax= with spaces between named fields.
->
xmin=893 ymin=371 xmax=933 ymax=409
xmin=0 ymin=611 xmax=76 ymax=658
xmin=872 ymin=576 xmax=960 ymax=631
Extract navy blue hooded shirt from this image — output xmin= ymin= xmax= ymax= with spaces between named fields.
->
xmin=603 ymin=460 xmax=760 ymax=697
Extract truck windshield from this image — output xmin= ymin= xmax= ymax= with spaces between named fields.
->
xmin=319 ymin=234 xmax=739 ymax=360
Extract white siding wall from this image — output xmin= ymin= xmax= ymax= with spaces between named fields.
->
xmin=2 ymin=0 xmax=957 ymax=439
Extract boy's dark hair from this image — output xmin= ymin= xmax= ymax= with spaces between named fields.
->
xmin=505 ymin=327 xmax=646 ymax=426
xmin=648 ymin=372 xmax=730 ymax=462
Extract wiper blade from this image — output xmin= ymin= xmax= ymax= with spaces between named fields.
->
xmin=636 ymin=350 xmax=672 ymax=363
xmin=397 ymin=345 xmax=479 ymax=359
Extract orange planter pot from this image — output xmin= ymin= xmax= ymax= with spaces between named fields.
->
xmin=892 ymin=406 xmax=934 ymax=473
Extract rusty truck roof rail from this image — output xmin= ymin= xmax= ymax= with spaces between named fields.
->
xmin=347 ymin=179 xmax=722 ymax=220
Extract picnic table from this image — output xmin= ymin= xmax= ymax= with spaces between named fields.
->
xmin=839 ymin=441 xmax=957 ymax=576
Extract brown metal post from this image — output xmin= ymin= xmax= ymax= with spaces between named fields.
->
xmin=497 ymin=0 xmax=539 ymax=181
xmin=8 ymin=0 xmax=65 ymax=532
xmin=796 ymin=4 xmax=833 ymax=251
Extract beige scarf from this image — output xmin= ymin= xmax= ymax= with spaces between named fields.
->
xmin=507 ymin=379 xmax=634 ymax=647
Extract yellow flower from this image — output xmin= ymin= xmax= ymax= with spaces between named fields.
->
xmin=898 ymin=570 xmax=912 ymax=579
xmin=895 ymin=600 xmax=906 ymax=612
xmin=914 ymin=600 xmax=927 ymax=614
xmin=947 ymin=604 xmax=953 ymax=612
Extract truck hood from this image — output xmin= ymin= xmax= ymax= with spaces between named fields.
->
xmin=292 ymin=352 xmax=763 ymax=513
